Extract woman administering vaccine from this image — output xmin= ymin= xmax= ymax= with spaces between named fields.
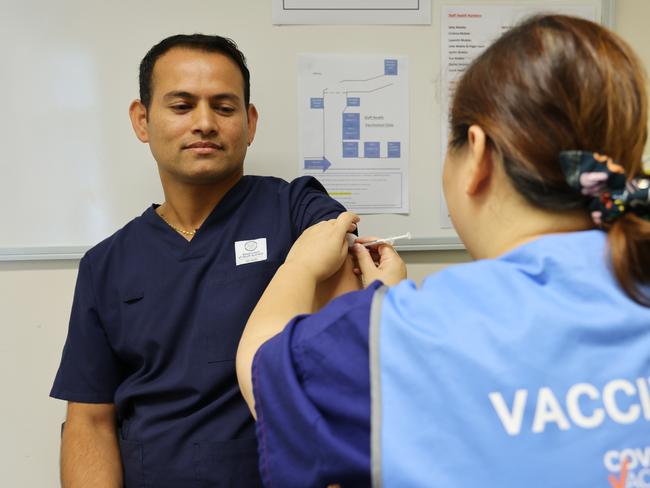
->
xmin=236 ymin=15 xmax=650 ymax=487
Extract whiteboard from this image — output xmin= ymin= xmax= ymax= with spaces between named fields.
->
xmin=0 ymin=0 xmax=615 ymax=260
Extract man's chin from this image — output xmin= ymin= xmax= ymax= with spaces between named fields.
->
xmin=181 ymin=167 xmax=243 ymax=186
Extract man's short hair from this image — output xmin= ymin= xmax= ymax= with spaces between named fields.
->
xmin=139 ymin=34 xmax=251 ymax=109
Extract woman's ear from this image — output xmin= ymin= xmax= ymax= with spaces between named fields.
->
xmin=465 ymin=125 xmax=493 ymax=196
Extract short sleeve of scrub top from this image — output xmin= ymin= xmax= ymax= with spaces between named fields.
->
xmin=285 ymin=176 xmax=350 ymax=236
xmin=252 ymin=281 xmax=383 ymax=487
xmin=51 ymin=257 xmax=121 ymax=403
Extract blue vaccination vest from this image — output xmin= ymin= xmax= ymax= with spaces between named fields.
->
xmin=369 ymin=231 xmax=650 ymax=487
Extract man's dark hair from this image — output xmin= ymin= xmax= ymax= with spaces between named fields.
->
xmin=139 ymin=34 xmax=251 ymax=109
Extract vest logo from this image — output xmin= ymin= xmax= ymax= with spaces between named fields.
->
xmin=605 ymin=447 xmax=650 ymax=488
xmin=488 ymin=377 xmax=650 ymax=435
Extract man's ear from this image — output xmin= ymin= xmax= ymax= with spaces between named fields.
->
xmin=246 ymin=103 xmax=259 ymax=146
xmin=129 ymin=100 xmax=149 ymax=143
xmin=465 ymin=125 xmax=493 ymax=196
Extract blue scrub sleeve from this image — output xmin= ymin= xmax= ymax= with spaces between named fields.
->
xmin=252 ymin=282 xmax=382 ymax=488
xmin=50 ymin=257 xmax=121 ymax=403
xmin=288 ymin=176 xmax=348 ymax=234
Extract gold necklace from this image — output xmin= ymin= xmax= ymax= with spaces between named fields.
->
xmin=158 ymin=211 xmax=197 ymax=236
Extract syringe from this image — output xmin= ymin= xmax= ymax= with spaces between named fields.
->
xmin=361 ymin=232 xmax=412 ymax=247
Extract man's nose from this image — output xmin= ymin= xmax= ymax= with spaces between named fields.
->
xmin=192 ymin=102 xmax=218 ymax=136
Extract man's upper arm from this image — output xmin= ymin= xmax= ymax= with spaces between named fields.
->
xmin=289 ymin=176 xmax=348 ymax=234
xmin=313 ymin=255 xmax=362 ymax=311
xmin=65 ymin=402 xmax=117 ymax=429
xmin=51 ymin=257 xmax=121 ymax=403
xmin=287 ymin=176 xmax=361 ymax=307
xmin=61 ymin=402 xmax=122 ymax=487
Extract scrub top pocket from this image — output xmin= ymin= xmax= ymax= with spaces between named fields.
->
xmin=119 ymin=438 xmax=145 ymax=488
xmin=193 ymin=437 xmax=263 ymax=487
xmin=201 ymin=260 xmax=280 ymax=363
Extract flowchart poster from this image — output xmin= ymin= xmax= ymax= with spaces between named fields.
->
xmin=298 ymin=54 xmax=409 ymax=214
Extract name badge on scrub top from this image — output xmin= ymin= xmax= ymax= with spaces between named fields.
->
xmin=234 ymin=238 xmax=268 ymax=266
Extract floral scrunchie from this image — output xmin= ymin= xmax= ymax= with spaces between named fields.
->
xmin=559 ymin=150 xmax=650 ymax=227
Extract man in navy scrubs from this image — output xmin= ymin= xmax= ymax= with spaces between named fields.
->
xmin=50 ymin=34 xmax=357 ymax=487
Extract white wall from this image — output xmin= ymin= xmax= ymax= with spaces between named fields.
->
xmin=2 ymin=1 xmax=649 ymax=485
xmin=0 ymin=260 xmax=78 ymax=485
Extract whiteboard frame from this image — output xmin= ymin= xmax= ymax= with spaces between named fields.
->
xmin=0 ymin=0 xmax=615 ymax=260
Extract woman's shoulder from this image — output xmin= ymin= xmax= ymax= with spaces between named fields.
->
xmin=415 ymin=230 xmax=609 ymax=297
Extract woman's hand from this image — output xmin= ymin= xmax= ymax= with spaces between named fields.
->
xmin=351 ymin=240 xmax=407 ymax=287
xmin=284 ymin=212 xmax=360 ymax=283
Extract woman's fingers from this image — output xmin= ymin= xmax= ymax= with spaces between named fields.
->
xmin=284 ymin=212 xmax=361 ymax=283
xmin=352 ymin=243 xmax=377 ymax=278
xmin=335 ymin=212 xmax=360 ymax=235
xmin=376 ymin=245 xmax=407 ymax=285
xmin=351 ymin=243 xmax=407 ymax=287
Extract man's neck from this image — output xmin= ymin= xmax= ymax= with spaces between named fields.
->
xmin=157 ymin=173 xmax=242 ymax=236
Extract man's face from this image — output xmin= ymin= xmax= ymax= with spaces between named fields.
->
xmin=132 ymin=47 xmax=258 ymax=186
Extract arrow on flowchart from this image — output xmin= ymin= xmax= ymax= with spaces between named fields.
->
xmin=304 ymin=157 xmax=331 ymax=172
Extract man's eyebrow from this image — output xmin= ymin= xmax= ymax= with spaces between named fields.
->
xmin=163 ymin=91 xmax=197 ymax=100
xmin=162 ymin=91 xmax=241 ymax=103
xmin=210 ymin=93 xmax=241 ymax=103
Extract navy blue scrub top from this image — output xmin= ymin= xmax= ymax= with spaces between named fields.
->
xmin=50 ymin=175 xmax=347 ymax=487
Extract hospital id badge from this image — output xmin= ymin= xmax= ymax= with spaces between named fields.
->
xmin=234 ymin=238 xmax=268 ymax=266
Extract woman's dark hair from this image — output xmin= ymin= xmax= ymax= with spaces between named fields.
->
xmin=449 ymin=14 xmax=650 ymax=305
xmin=139 ymin=33 xmax=250 ymax=109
